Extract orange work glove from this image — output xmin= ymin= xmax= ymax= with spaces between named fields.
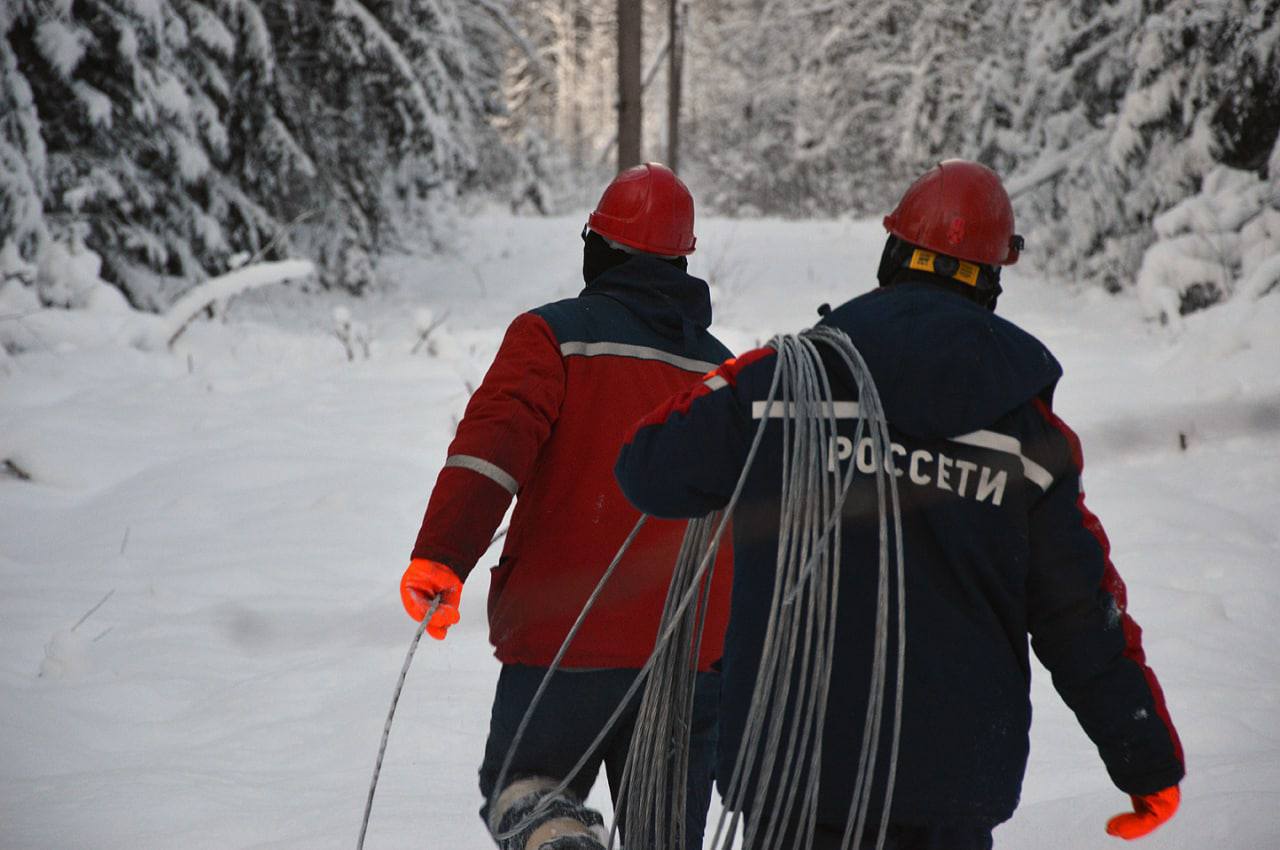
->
xmin=399 ymin=558 xmax=463 ymax=640
xmin=1106 ymin=785 xmax=1180 ymax=840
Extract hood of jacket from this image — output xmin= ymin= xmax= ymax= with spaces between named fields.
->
xmin=583 ymin=256 xmax=713 ymax=345
xmin=819 ymin=277 xmax=1062 ymax=438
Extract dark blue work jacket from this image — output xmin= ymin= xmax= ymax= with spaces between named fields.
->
xmin=615 ymin=278 xmax=1184 ymax=829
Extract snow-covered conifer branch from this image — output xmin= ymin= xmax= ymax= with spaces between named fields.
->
xmin=161 ymin=259 xmax=314 ymax=349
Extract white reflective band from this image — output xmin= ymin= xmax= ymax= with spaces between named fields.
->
xmin=752 ymin=401 xmax=1055 ymax=491
xmin=704 ymin=375 xmax=729 ymax=391
xmin=950 ymin=429 xmax=1022 ymax=455
xmin=559 ymin=341 xmax=719 ymax=374
xmin=444 ymin=454 xmax=518 ymax=495
xmin=1019 ymin=459 xmax=1054 ymax=491
xmin=951 ymin=431 xmax=1054 ymax=491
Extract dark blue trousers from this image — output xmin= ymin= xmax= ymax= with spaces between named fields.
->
xmin=478 ymin=664 xmax=720 ymax=849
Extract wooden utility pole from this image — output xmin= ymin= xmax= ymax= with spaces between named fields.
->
xmin=617 ymin=0 xmax=643 ymax=170
xmin=667 ymin=0 xmax=684 ymax=172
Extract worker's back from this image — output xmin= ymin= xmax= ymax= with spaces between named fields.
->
xmin=617 ymin=276 xmax=1183 ymax=834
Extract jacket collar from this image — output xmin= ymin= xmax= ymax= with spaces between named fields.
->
xmin=583 ymin=256 xmax=713 ymax=343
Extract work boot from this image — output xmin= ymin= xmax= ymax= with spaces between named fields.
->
xmin=490 ymin=777 xmax=607 ymax=850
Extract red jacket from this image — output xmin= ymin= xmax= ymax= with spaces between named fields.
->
xmin=411 ymin=258 xmax=734 ymax=670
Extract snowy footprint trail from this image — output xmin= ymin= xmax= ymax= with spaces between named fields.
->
xmin=2 ymin=212 xmax=1278 ymax=849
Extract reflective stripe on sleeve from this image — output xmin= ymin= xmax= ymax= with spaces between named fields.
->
xmin=951 ymin=430 xmax=1054 ymax=491
xmin=559 ymin=341 xmax=719 ymax=374
xmin=444 ymin=454 xmax=519 ymax=495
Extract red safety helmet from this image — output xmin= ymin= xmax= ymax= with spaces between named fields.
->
xmin=587 ymin=162 xmax=696 ymax=256
xmin=883 ymin=160 xmax=1022 ymax=266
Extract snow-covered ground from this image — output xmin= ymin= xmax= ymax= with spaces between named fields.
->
xmin=2 ymin=211 xmax=1278 ymax=849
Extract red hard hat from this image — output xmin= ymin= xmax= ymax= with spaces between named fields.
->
xmin=883 ymin=160 xmax=1022 ymax=266
xmin=587 ymin=162 xmax=696 ymax=256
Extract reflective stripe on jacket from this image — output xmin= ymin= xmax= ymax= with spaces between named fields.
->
xmin=412 ymin=256 xmax=734 ymax=670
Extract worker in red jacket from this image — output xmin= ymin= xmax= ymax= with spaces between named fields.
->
xmin=401 ymin=163 xmax=734 ymax=850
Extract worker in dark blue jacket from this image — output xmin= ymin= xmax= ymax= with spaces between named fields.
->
xmin=614 ymin=161 xmax=1184 ymax=850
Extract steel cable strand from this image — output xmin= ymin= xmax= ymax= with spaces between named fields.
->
xmin=672 ymin=531 xmax=723 ymax=846
xmin=493 ymin=349 xmax=790 ymax=844
xmin=798 ymin=326 xmax=905 ymax=850
xmin=792 ymin=326 xmax=893 ymax=850
xmin=616 ymin=337 xmax=808 ymax=850
xmin=820 ymin=337 xmax=891 ymax=850
xmin=616 ymin=515 xmax=715 ymax=849
xmin=753 ymin=336 xmax=833 ymax=850
xmin=617 ymin=515 xmax=721 ymax=850
xmin=661 ymin=519 xmax=722 ymax=847
xmin=765 ymin=333 xmax=853 ymax=850
xmin=727 ymin=335 xmax=803 ymax=850
xmin=711 ymin=333 xmax=863 ymax=850
xmin=745 ymin=336 xmax=810 ymax=850
xmin=672 ymin=542 xmax=721 ymax=847
xmin=711 ymin=328 xmax=902 ymax=850
xmin=762 ymin=335 xmax=848 ymax=850
xmin=357 ymin=598 xmax=439 ymax=850
xmin=791 ymin=335 xmax=853 ymax=850
xmin=806 ymin=329 xmax=906 ymax=850
xmin=747 ymin=335 xmax=819 ymax=844
xmin=613 ymin=342 xmax=807 ymax=850
xmin=711 ymin=337 xmax=820 ymax=850
xmin=778 ymin=336 xmax=866 ymax=607
xmin=719 ymin=338 xmax=806 ymax=850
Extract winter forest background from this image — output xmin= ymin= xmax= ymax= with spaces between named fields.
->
xmin=4 ymin=3 xmax=1280 ymax=849
xmin=3 ymin=0 xmax=1279 ymax=319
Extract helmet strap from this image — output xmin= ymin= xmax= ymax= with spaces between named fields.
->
xmin=905 ymin=249 xmax=982 ymax=287
xmin=879 ymin=236 xmax=1002 ymax=311
xmin=903 ymin=248 xmax=1002 ymax=311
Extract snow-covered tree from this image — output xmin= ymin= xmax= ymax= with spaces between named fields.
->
xmin=2 ymin=0 xmax=522 ymax=306
xmin=985 ymin=0 xmax=1279 ymax=308
xmin=684 ymin=0 xmax=1028 ymax=217
xmin=0 ymin=2 xmax=48 ymax=279
xmin=498 ymin=0 xmax=615 ymax=204
xmin=683 ymin=0 xmax=911 ymax=215
xmin=4 ymin=1 xmax=244 ymax=307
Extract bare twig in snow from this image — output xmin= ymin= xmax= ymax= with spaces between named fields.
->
xmin=410 ymin=309 xmax=450 ymax=355
xmin=333 ymin=307 xmax=372 ymax=361
xmin=72 ymin=588 xmax=116 ymax=633
xmin=3 ymin=458 xmax=33 ymax=480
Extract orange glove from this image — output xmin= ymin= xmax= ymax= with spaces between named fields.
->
xmin=1106 ymin=785 xmax=1180 ymax=840
xmin=400 ymin=558 xmax=463 ymax=640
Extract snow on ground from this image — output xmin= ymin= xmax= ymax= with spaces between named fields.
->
xmin=2 ymin=210 xmax=1278 ymax=849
